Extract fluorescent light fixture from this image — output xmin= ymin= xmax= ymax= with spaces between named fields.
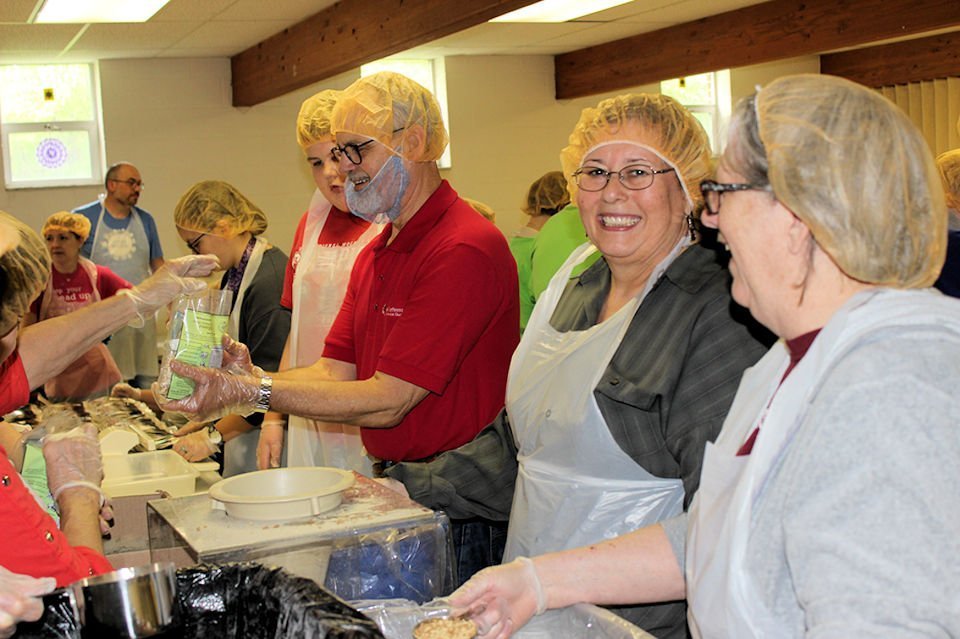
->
xmin=491 ymin=0 xmax=633 ymax=23
xmin=35 ymin=0 xmax=171 ymax=23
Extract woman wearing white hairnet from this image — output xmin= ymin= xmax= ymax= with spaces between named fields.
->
xmin=450 ymin=74 xmax=960 ymax=639
xmin=385 ymin=93 xmax=767 ymax=634
xmin=22 ymin=212 xmax=132 ymax=401
xmin=165 ymin=180 xmax=290 ymax=477
xmin=255 ymin=89 xmax=381 ymax=473
xmin=0 ymin=212 xmax=215 ymax=635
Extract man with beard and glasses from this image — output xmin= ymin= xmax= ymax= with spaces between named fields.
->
xmin=159 ymin=72 xmax=520 ymax=584
xmin=73 ymin=162 xmax=165 ymax=390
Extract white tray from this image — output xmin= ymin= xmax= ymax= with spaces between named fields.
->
xmin=103 ymin=450 xmax=200 ymax=498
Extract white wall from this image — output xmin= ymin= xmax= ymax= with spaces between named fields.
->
xmin=0 ymin=54 xmax=819 ymax=253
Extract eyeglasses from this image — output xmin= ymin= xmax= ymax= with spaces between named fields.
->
xmin=111 ymin=177 xmax=144 ymax=189
xmin=573 ymin=164 xmax=675 ymax=192
xmin=331 ymin=139 xmax=376 ymax=165
xmin=186 ymin=233 xmax=206 ymax=254
xmin=699 ymin=180 xmax=765 ymax=215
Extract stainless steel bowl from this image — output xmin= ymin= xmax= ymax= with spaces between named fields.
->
xmin=76 ymin=562 xmax=178 ymax=638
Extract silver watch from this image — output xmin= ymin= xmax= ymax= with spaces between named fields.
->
xmin=253 ymin=376 xmax=273 ymax=413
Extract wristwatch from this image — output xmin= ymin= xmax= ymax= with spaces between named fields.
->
xmin=253 ymin=376 xmax=273 ymax=413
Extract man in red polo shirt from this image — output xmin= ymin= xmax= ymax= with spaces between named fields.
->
xmin=163 ymin=71 xmax=520 ymax=581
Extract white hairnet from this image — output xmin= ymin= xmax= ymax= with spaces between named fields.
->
xmin=749 ymin=74 xmax=944 ymax=288
xmin=560 ymin=93 xmax=712 ymax=214
xmin=42 ymin=211 xmax=92 ymax=243
xmin=296 ymin=89 xmax=341 ymax=149
xmin=0 ymin=211 xmax=50 ymax=335
xmin=331 ymin=71 xmax=448 ymax=162
xmin=174 ymin=180 xmax=268 ymax=237
xmin=937 ymin=149 xmax=960 ymax=211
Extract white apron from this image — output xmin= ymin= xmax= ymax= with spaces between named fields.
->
xmin=221 ymin=237 xmax=269 ymax=477
xmin=286 ymin=190 xmax=382 ymax=472
xmin=39 ymin=257 xmax=122 ymax=400
xmin=685 ymin=289 xmax=958 ymax=638
xmin=89 ymin=198 xmax=157 ymax=380
xmin=503 ymin=240 xmax=688 ymax=561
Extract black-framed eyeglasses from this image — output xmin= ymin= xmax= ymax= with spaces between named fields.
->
xmin=186 ymin=233 xmax=207 ymax=254
xmin=573 ymin=164 xmax=675 ymax=192
xmin=332 ymin=139 xmax=377 ymax=165
xmin=699 ymin=180 xmax=765 ymax=215
xmin=110 ymin=177 xmax=144 ymax=189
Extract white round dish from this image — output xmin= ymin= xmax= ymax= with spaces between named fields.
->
xmin=208 ymin=466 xmax=355 ymax=521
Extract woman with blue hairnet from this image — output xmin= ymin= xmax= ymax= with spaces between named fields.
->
xmin=450 ymin=74 xmax=960 ymax=639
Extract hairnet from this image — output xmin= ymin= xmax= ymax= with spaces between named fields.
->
xmin=174 ymin=180 xmax=268 ymax=237
xmin=41 ymin=211 xmax=92 ymax=243
xmin=523 ymin=171 xmax=570 ymax=217
xmin=296 ymin=89 xmax=341 ymax=149
xmin=0 ymin=211 xmax=50 ymax=336
xmin=748 ymin=74 xmax=944 ymax=288
xmin=463 ymin=197 xmax=496 ymax=223
xmin=937 ymin=149 xmax=960 ymax=211
xmin=560 ymin=93 xmax=711 ymax=214
xmin=331 ymin=71 xmax=448 ymax=162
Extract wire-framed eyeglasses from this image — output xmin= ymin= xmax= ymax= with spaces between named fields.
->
xmin=331 ymin=139 xmax=377 ymax=165
xmin=110 ymin=177 xmax=144 ymax=189
xmin=185 ymin=233 xmax=207 ymax=254
xmin=699 ymin=180 xmax=765 ymax=215
xmin=573 ymin=164 xmax=675 ymax=192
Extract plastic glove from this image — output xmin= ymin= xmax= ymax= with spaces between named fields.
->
xmin=120 ymin=254 xmax=219 ymax=326
xmin=257 ymin=418 xmax=285 ymax=470
xmin=173 ymin=430 xmax=218 ymax=462
xmin=173 ymin=420 xmax=207 ymax=437
xmin=0 ymin=566 xmax=56 ymax=639
xmin=110 ymin=382 xmax=141 ymax=401
xmin=221 ymin=334 xmax=263 ymax=376
xmin=42 ymin=424 xmax=104 ymax=505
xmin=154 ymin=362 xmax=260 ymax=423
xmin=448 ymin=557 xmax=546 ymax=639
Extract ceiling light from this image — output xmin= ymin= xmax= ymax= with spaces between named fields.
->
xmin=491 ymin=0 xmax=633 ymax=23
xmin=35 ymin=0 xmax=171 ymax=23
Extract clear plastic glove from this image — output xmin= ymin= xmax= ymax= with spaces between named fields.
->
xmin=173 ymin=420 xmax=206 ymax=437
xmin=173 ymin=430 xmax=218 ymax=462
xmin=448 ymin=557 xmax=547 ymax=639
xmin=0 ymin=566 xmax=56 ymax=639
xmin=154 ymin=362 xmax=260 ymax=423
xmin=110 ymin=382 xmax=141 ymax=401
xmin=42 ymin=424 xmax=104 ymax=505
xmin=220 ymin=334 xmax=262 ymax=376
xmin=120 ymin=254 xmax=219 ymax=326
xmin=257 ymin=418 xmax=285 ymax=470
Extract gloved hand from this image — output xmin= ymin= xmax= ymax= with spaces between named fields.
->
xmin=42 ymin=424 xmax=104 ymax=506
xmin=257 ymin=417 xmax=285 ymax=470
xmin=173 ymin=430 xmax=218 ymax=462
xmin=0 ymin=566 xmax=56 ymax=639
xmin=173 ymin=420 xmax=206 ymax=437
xmin=120 ymin=254 xmax=219 ymax=326
xmin=154 ymin=362 xmax=260 ymax=423
xmin=110 ymin=382 xmax=141 ymax=401
xmin=448 ymin=557 xmax=547 ymax=639
xmin=221 ymin=335 xmax=263 ymax=376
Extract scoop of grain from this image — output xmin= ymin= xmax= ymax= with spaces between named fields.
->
xmin=412 ymin=617 xmax=478 ymax=639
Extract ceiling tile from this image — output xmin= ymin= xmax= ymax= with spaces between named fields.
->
xmin=173 ymin=20 xmax=294 ymax=52
xmin=0 ymin=0 xmax=40 ymax=23
xmin=0 ymin=24 xmax=82 ymax=51
xmin=151 ymin=0 xmax=237 ymax=22
xmin=71 ymin=21 xmax=198 ymax=51
xmin=215 ymin=0 xmax=337 ymax=22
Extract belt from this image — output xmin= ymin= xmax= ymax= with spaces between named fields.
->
xmin=371 ymin=454 xmax=439 ymax=478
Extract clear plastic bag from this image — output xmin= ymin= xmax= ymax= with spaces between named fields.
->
xmin=157 ymin=290 xmax=232 ymax=401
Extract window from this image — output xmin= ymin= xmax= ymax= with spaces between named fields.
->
xmin=661 ymin=70 xmax=731 ymax=155
xmin=0 ymin=63 xmax=104 ymax=189
xmin=360 ymin=58 xmax=451 ymax=169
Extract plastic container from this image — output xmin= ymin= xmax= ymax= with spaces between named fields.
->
xmin=207 ymin=467 xmax=355 ymax=521
xmin=103 ymin=451 xmax=200 ymax=498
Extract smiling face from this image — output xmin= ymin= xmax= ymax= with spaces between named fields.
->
xmin=305 ymin=140 xmax=347 ymax=212
xmin=334 ymin=132 xmax=392 ymax=194
xmin=44 ymin=230 xmax=83 ymax=272
xmin=576 ymin=141 xmax=688 ymax=271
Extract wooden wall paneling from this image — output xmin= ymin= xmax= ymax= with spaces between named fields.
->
xmin=554 ymin=0 xmax=960 ymax=99
xmin=231 ymin=0 xmax=538 ymax=107
xmin=821 ymin=31 xmax=960 ymax=88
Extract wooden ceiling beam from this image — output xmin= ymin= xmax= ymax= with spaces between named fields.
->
xmin=821 ymin=31 xmax=960 ymax=87
xmin=231 ymin=0 xmax=538 ymax=107
xmin=555 ymin=0 xmax=960 ymax=99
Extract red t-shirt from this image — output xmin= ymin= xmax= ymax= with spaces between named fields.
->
xmin=323 ymin=181 xmax=520 ymax=461
xmin=0 ymin=447 xmax=112 ymax=587
xmin=281 ymin=207 xmax=373 ymax=309
xmin=29 ymin=264 xmax=131 ymax=319
xmin=0 ymin=352 xmax=30 ymax=414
